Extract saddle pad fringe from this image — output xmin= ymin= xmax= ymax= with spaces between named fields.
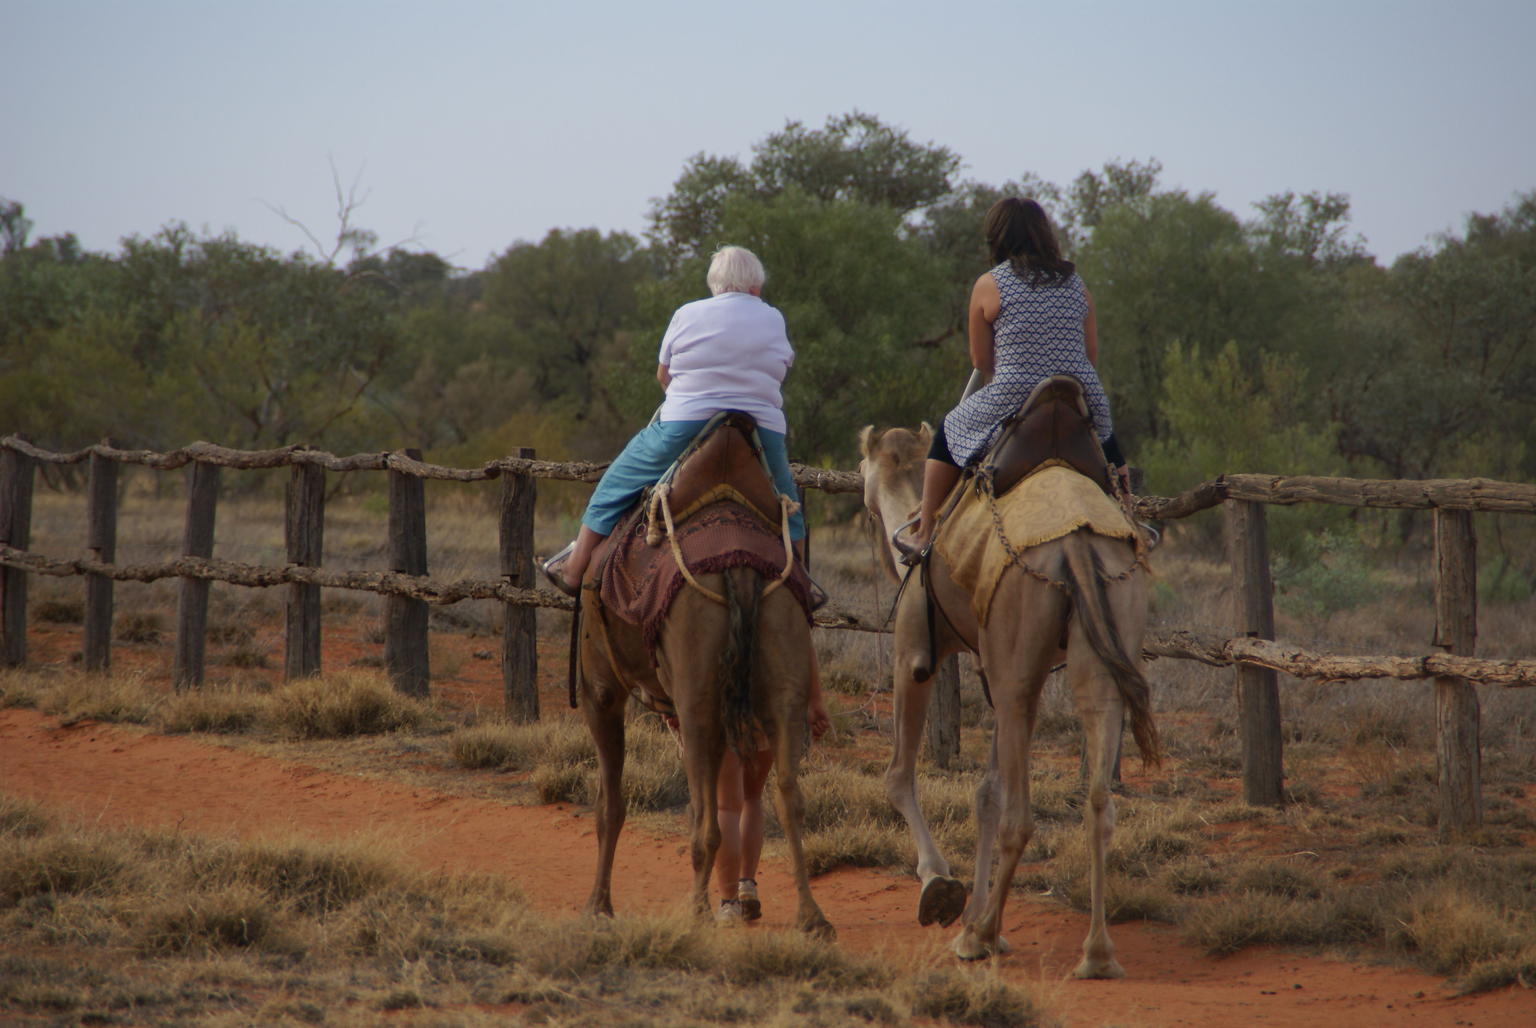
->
xmin=935 ymin=465 xmax=1137 ymax=625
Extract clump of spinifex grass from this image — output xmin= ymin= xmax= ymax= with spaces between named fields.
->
xmin=0 ymin=801 xmax=1057 ymax=1026
xmin=0 ymin=666 xmax=442 ymax=741
xmin=453 ymin=712 xmax=690 ymax=814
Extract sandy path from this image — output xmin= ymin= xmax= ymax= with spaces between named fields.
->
xmin=2 ymin=709 xmax=1530 ymax=1027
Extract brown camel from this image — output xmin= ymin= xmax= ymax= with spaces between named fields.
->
xmin=573 ymin=420 xmax=832 ymax=938
xmin=858 ymin=422 xmax=1157 ymax=973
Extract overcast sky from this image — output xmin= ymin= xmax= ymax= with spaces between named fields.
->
xmin=6 ymin=0 xmax=1534 ymax=270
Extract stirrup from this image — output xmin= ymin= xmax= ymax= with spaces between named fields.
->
xmin=539 ymin=541 xmax=579 ymax=598
xmin=806 ymin=577 xmax=828 ymax=612
xmin=892 ymin=516 xmax=926 ymax=567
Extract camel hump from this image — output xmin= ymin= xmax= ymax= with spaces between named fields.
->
xmin=663 ymin=411 xmax=785 ymax=527
xmin=985 ymin=375 xmax=1113 ymax=496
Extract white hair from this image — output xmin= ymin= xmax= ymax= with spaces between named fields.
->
xmin=706 ymin=245 xmax=766 ymax=295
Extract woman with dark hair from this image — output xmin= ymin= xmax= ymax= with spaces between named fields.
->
xmin=903 ymin=197 xmax=1127 ymax=553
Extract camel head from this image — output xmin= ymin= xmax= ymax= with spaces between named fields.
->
xmin=857 ymin=422 xmax=931 ymax=582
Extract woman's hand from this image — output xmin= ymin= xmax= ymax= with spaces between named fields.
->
xmin=807 ymin=695 xmax=831 ymax=741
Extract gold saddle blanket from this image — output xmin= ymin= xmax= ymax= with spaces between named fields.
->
xmin=933 ymin=464 xmax=1138 ymax=626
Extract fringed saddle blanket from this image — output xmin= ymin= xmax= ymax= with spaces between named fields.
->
xmin=934 ymin=464 xmax=1138 ymax=627
xmin=598 ymin=500 xmax=815 ymax=662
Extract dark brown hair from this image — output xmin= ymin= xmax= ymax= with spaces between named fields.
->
xmin=984 ymin=197 xmax=1074 ymax=286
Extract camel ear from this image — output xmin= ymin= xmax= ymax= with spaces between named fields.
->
xmin=858 ymin=424 xmax=880 ymax=457
xmin=918 ymin=421 xmax=933 ymax=446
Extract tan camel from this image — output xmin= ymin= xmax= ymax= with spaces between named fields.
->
xmin=574 ymin=423 xmax=832 ymax=938
xmin=858 ymin=423 xmax=1158 ymax=974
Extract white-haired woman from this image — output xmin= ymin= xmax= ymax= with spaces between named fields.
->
xmin=544 ymin=245 xmax=806 ymax=594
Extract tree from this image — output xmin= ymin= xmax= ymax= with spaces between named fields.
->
xmin=478 ymin=229 xmax=656 ymax=453
xmin=617 ymin=190 xmax=956 ymax=464
xmin=1331 ymin=193 xmax=1536 ymax=481
xmin=647 ymin=111 xmax=961 ymax=265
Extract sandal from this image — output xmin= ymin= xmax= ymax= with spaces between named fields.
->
xmin=539 ymin=541 xmax=579 ymax=598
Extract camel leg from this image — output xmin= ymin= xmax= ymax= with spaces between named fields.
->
xmin=964 ymin=733 xmax=1000 ymax=926
xmin=1066 ymin=571 xmax=1144 ymax=979
xmin=885 ymin=602 xmax=966 ymax=927
xmin=579 ymin=679 xmax=628 ymax=918
xmin=676 ymin=711 xmax=726 ymax=919
xmin=952 ymin=583 xmax=1061 ymax=960
xmin=771 ymin=709 xmax=834 ymax=938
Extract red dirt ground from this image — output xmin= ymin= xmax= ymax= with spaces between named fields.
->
xmin=4 ymin=619 xmax=1533 ymax=1027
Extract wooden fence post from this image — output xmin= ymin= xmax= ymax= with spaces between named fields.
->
xmin=1226 ymin=500 xmax=1284 ymax=806
xmin=386 ymin=450 xmax=430 ymax=698
xmin=173 ymin=460 xmax=220 ymax=690
xmin=500 ymin=448 xmax=538 ymax=721
xmin=285 ymin=460 xmax=325 ymax=680
xmin=925 ymin=656 xmax=961 ymax=769
xmin=1433 ymin=508 xmax=1481 ymax=836
xmin=83 ymin=445 xmax=119 ymax=672
xmin=0 ymin=441 xmax=35 ymax=668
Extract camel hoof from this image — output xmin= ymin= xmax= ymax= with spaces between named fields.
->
xmin=918 ymin=876 xmax=967 ymax=927
xmin=950 ymin=928 xmax=994 ymax=961
xmin=1073 ymin=957 xmax=1126 ymax=979
xmin=799 ymin=913 xmax=836 ymax=941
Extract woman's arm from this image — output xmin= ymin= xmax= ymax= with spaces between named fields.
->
xmin=656 ymin=364 xmax=671 ymax=389
xmin=967 ymin=273 xmax=1001 ymax=378
xmin=1084 ymin=290 xmax=1099 ymax=367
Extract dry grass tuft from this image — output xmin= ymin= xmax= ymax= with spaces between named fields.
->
xmin=265 ymin=671 xmax=440 ymax=739
xmin=909 ymin=966 xmax=1056 ymax=1028
xmin=1390 ymin=887 xmax=1533 ymax=978
xmin=801 ymin=820 xmax=909 ymax=876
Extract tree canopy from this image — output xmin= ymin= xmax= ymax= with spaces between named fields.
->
xmin=3 ymin=119 xmax=1532 ymax=511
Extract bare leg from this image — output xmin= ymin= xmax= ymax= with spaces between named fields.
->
xmin=715 ymin=749 xmax=747 ymax=903
xmin=738 ymin=749 xmax=773 ymax=884
xmin=562 ymin=525 xmax=607 ymax=591
xmin=909 ymin=459 xmax=962 ymax=549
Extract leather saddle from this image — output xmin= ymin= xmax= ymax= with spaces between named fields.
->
xmin=982 ymin=375 xmax=1113 ymax=497
xmin=656 ymin=411 xmax=785 ymax=529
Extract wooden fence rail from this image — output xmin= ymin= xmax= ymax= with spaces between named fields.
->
xmin=2 ymin=434 xmax=1533 ymax=835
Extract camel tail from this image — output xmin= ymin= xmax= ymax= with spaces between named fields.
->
xmin=720 ymin=567 xmax=764 ymax=759
xmin=1060 ymin=531 xmax=1161 ymax=766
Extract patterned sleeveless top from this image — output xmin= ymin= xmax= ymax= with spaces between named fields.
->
xmin=941 ymin=264 xmax=1114 ymax=466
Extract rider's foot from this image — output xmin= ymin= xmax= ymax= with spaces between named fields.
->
xmin=539 ymin=542 xmax=580 ymax=597
xmin=737 ymin=878 xmax=762 ymax=921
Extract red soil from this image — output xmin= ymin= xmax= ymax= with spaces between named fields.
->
xmin=4 ymin=619 xmax=1533 ymax=1027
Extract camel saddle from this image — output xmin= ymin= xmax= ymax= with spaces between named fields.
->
xmin=982 ymin=374 xmax=1113 ymax=497
xmin=594 ymin=412 xmax=816 ymax=661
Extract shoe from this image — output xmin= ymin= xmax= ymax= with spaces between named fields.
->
xmin=539 ymin=541 xmax=579 ymax=598
xmin=715 ymin=898 xmax=744 ymax=925
xmin=737 ymin=879 xmax=761 ymax=921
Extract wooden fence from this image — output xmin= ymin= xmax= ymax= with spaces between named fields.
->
xmin=2 ymin=435 xmax=1534 ymax=836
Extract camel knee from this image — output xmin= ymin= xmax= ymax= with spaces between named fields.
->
xmin=998 ymin=812 xmax=1035 ymax=854
xmin=884 ymin=765 xmax=917 ymax=810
